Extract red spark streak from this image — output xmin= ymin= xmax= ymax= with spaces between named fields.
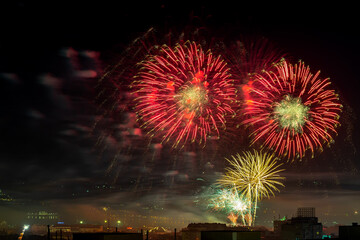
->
xmin=242 ymin=60 xmax=342 ymax=159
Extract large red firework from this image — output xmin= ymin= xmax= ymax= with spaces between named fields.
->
xmin=132 ymin=41 xmax=237 ymax=148
xmin=242 ymin=59 xmax=342 ymax=159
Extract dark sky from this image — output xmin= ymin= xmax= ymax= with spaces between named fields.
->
xmin=0 ymin=1 xmax=360 ymax=229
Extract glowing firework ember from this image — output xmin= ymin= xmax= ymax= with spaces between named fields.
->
xmin=227 ymin=212 xmax=239 ymax=225
xmin=208 ymin=187 xmax=251 ymax=226
xmin=132 ymin=41 xmax=237 ymax=148
xmin=217 ymin=150 xmax=285 ymax=226
xmin=242 ymin=59 xmax=342 ymax=159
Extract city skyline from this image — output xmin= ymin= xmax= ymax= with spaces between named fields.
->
xmin=0 ymin=1 xmax=359 ymax=230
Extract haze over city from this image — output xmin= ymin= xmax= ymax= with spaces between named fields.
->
xmin=0 ymin=1 xmax=359 ymax=236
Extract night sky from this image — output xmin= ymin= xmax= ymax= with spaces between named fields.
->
xmin=1 ymin=1 xmax=360 ymax=229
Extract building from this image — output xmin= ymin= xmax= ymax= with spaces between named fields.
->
xmin=275 ymin=208 xmax=322 ymax=240
xmin=281 ymin=217 xmax=322 ymax=240
xmin=28 ymin=225 xmax=48 ymax=236
xmin=297 ymin=208 xmax=315 ymax=218
xmin=181 ymin=223 xmax=261 ymax=240
xmin=53 ymin=224 xmax=104 ymax=233
xmin=72 ymin=232 xmax=142 ymax=240
xmin=182 ymin=223 xmax=226 ymax=240
xmin=339 ymin=222 xmax=360 ymax=240
xmin=111 ymin=209 xmax=187 ymax=229
xmin=27 ymin=224 xmax=104 ymax=238
xmin=201 ymin=230 xmax=261 ymax=240
xmin=274 ymin=218 xmax=289 ymax=237
xmin=26 ymin=211 xmax=59 ymax=224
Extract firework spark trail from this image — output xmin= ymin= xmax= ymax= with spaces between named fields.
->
xmin=132 ymin=41 xmax=237 ymax=148
xmin=242 ymin=59 xmax=342 ymax=159
xmin=227 ymin=37 xmax=285 ymax=85
xmin=208 ymin=187 xmax=250 ymax=226
xmin=217 ymin=150 xmax=285 ymax=226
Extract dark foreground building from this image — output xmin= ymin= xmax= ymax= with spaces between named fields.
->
xmin=73 ymin=232 xmax=142 ymax=240
xmin=274 ymin=207 xmax=322 ymax=240
xmin=281 ymin=217 xmax=322 ymax=240
xmin=339 ymin=222 xmax=360 ymax=240
xmin=181 ymin=223 xmax=261 ymax=240
xmin=201 ymin=230 xmax=261 ymax=240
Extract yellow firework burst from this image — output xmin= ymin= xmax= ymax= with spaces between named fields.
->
xmin=217 ymin=150 xmax=285 ymax=226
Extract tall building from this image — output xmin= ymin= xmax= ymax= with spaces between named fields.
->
xmin=297 ymin=207 xmax=315 ymax=218
xmin=276 ymin=208 xmax=322 ymax=240
xmin=281 ymin=217 xmax=322 ymax=240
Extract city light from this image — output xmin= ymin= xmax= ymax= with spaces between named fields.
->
xmin=18 ymin=225 xmax=30 ymax=240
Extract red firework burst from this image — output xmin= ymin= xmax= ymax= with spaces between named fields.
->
xmin=242 ymin=59 xmax=342 ymax=159
xmin=132 ymin=41 xmax=237 ymax=148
